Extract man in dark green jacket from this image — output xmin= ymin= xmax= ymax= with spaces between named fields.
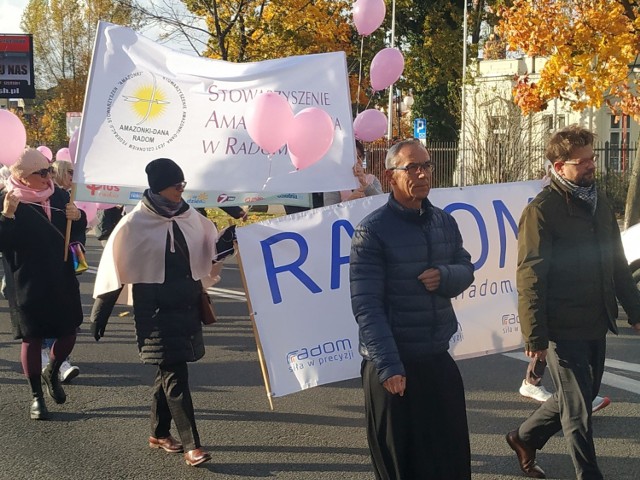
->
xmin=506 ymin=125 xmax=640 ymax=480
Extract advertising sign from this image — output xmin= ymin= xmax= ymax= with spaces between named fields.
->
xmin=0 ymin=34 xmax=35 ymax=99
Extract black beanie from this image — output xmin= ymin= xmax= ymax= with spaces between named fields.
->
xmin=145 ymin=158 xmax=184 ymax=193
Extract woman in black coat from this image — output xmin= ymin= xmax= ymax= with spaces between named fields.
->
xmin=90 ymin=158 xmax=234 ymax=468
xmin=0 ymin=149 xmax=86 ymax=420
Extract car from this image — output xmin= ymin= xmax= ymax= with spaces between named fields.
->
xmin=621 ymin=222 xmax=640 ymax=288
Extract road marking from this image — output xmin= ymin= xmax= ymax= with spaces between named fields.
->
xmin=603 ymin=359 xmax=640 ymax=373
xmin=502 ymin=352 xmax=640 ymax=395
xmin=207 ymin=287 xmax=246 ymax=301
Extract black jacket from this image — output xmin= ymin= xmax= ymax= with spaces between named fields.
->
xmin=517 ymin=178 xmax=640 ymax=351
xmin=95 ymin=206 xmax=124 ymax=241
xmin=0 ymin=186 xmax=86 ymax=339
xmin=131 ymin=219 xmax=206 ymax=365
xmin=350 ymin=194 xmax=474 ymax=383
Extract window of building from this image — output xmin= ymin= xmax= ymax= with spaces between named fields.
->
xmin=609 ymin=115 xmax=631 ymax=171
xmin=610 ymin=115 xmax=630 ymax=129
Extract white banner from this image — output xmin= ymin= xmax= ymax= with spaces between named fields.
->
xmin=236 ymin=181 xmax=543 ymax=397
xmin=74 ymin=22 xmax=357 ymax=202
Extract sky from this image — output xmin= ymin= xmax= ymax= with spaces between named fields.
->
xmin=0 ymin=0 xmax=26 ymax=34
xmin=0 ymin=0 xmax=201 ymax=54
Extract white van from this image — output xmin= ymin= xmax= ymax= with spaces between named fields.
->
xmin=621 ymin=224 xmax=640 ymax=286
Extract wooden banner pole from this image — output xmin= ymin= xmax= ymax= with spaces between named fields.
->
xmin=234 ymin=240 xmax=275 ymax=410
xmin=63 ymin=183 xmax=77 ymax=261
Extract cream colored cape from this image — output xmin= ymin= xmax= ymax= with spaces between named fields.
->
xmin=93 ymin=201 xmax=221 ymax=303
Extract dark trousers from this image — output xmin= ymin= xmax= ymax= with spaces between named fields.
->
xmin=518 ymin=338 xmax=606 ymax=480
xmin=151 ymin=362 xmax=200 ymax=451
xmin=362 ymin=354 xmax=471 ymax=480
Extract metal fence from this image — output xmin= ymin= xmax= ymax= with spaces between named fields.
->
xmin=364 ymin=140 xmax=636 ymax=214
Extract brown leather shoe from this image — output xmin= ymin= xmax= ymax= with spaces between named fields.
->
xmin=506 ymin=430 xmax=546 ymax=478
xmin=184 ymin=448 xmax=211 ymax=467
xmin=149 ymin=435 xmax=183 ymax=453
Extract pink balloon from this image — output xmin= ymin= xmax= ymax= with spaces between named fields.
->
xmin=69 ymin=128 xmax=79 ymax=164
xmin=56 ymin=147 xmax=71 ymax=162
xmin=286 ymin=107 xmax=335 ymax=170
xmin=0 ymin=110 xmax=27 ymax=166
xmin=37 ymin=146 xmax=53 ymax=162
xmin=353 ymin=109 xmax=388 ymax=142
xmin=288 ymin=152 xmax=307 ymax=171
xmin=245 ymin=92 xmax=294 ymax=155
xmin=370 ymin=48 xmax=405 ymax=91
xmin=75 ymin=201 xmax=98 ymax=223
xmin=352 ymin=0 xmax=386 ymax=36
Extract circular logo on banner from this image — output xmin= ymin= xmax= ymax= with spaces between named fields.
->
xmin=106 ymin=71 xmax=187 ymax=152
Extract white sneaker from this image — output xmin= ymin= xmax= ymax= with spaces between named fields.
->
xmin=40 ymin=349 xmax=50 ymax=372
xmin=59 ymin=360 xmax=80 ymax=383
xmin=592 ymin=396 xmax=611 ymax=413
xmin=519 ymin=380 xmax=553 ymax=402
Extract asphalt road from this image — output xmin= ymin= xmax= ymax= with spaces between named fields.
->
xmin=1 ymin=234 xmax=639 ymax=480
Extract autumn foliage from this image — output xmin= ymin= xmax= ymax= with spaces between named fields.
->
xmin=498 ymin=0 xmax=640 ymax=118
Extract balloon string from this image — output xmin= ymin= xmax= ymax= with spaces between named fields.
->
xmin=363 ymin=96 xmax=374 ymax=111
xmin=17 ymin=200 xmax=66 ymax=213
xmin=356 ymin=36 xmax=364 ymax=115
xmin=262 ymin=154 xmax=274 ymax=190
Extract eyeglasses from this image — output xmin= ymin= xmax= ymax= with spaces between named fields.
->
xmin=31 ymin=167 xmax=54 ymax=178
xmin=389 ymin=161 xmax=435 ymax=174
xmin=174 ymin=181 xmax=187 ymax=190
xmin=563 ymin=154 xmax=599 ymax=166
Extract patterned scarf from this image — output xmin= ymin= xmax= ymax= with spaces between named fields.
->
xmin=145 ymin=189 xmax=185 ymax=218
xmin=550 ymin=167 xmax=598 ymax=215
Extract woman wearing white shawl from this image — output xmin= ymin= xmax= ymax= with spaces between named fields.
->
xmin=90 ymin=158 xmax=235 ymax=468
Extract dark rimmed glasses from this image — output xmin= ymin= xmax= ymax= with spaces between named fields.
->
xmin=31 ymin=167 xmax=54 ymax=178
xmin=389 ymin=161 xmax=435 ymax=174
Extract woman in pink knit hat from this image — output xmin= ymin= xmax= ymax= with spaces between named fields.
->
xmin=0 ymin=148 xmax=86 ymax=420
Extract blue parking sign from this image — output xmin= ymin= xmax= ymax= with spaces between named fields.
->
xmin=414 ymin=118 xmax=427 ymax=139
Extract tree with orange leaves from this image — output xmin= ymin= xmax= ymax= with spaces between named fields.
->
xmin=498 ymin=0 xmax=640 ymax=227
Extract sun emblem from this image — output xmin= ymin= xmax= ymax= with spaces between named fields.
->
xmin=122 ymin=73 xmax=170 ymax=125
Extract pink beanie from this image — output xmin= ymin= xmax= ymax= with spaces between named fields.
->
xmin=9 ymin=148 xmax=49 ymax=179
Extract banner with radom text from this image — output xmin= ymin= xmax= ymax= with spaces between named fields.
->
xmin=235 ymin=181 xmax=542 ymax=397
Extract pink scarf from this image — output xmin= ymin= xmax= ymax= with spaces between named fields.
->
xmin=6 ymin=175 xmax=55 ymax=220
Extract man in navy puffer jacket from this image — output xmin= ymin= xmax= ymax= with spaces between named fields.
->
xmin=350 ymin=139 xmax=474 ymax=480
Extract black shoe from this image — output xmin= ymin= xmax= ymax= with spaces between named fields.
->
xmin=30 ymin=395 xmax=50 ymax=420
xmin=42 ymin=364 xmax=66 ymax=404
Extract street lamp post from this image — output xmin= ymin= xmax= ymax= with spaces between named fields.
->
xmin=386 ymin=0 xmax=396 ymax=140
xmin=397 ymin=90 xmax=402 ymax=137
xmin=459 ymin=0 xmax=469 ymax=187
